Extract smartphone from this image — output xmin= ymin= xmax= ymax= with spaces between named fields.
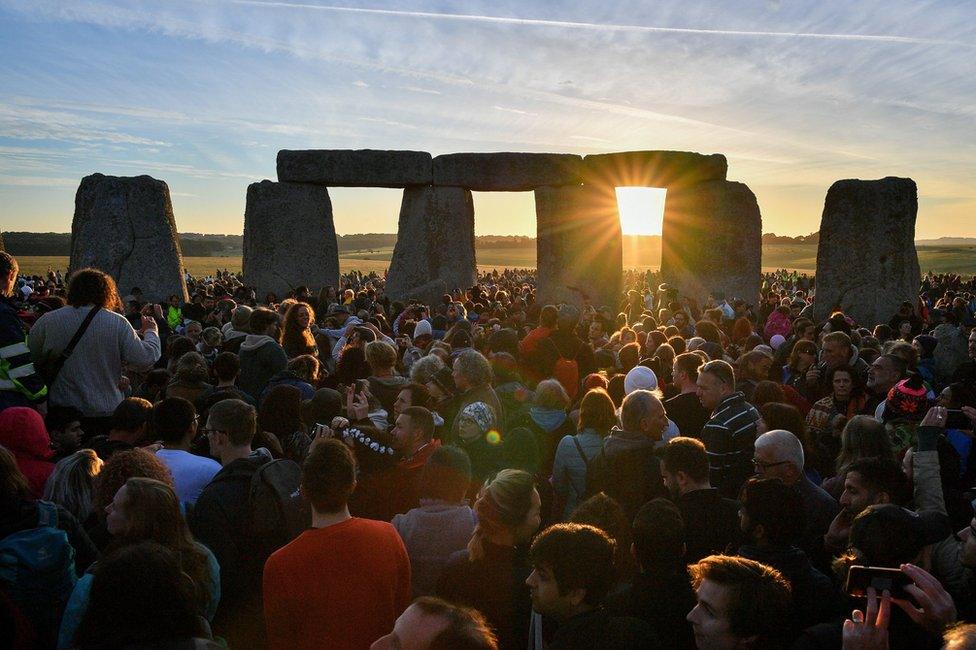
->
xmin=845 ymin=565 xmax=912 ymax=599
xmin=312 ymin=423 xmax=332 ymax=438
xmin=946 ymin=409 xmax=971 ymax=430
xmin=355 ymin=379 xmax=369 ymax=396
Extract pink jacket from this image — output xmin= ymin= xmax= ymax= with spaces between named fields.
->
xmin=764 ymin=311 xmax=793 ymax=341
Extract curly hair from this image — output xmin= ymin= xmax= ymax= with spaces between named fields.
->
xmin=281 ymin=302 xmax=317 ymax=358
xmin=67 ymin=268 xmax=123 ymax=312
xmin=94 ymin=449 xmax=174 ymax=516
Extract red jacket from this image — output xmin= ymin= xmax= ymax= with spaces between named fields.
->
xmin=0 ymin=407 xmax=54 ymax=497
xmin=350 ymin=440 xmax=442 ymax=521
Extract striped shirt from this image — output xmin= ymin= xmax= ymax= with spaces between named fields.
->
xmin=700 ymin=392 xmax=761 ymax=498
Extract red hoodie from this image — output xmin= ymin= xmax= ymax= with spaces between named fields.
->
xmin=0 ymin=407 xmax=54 ymax=497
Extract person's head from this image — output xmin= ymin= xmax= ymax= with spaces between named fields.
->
xmin=104 ymin=477 xmax=189 ymax=544
xmin=738 ymin=477 xmax=805 ymax=548
xmin=846 ymin=503 xmax=949 ymax=570
xmin=943 ymin=623 xmax=976 ymax=650
xmin=526 ymin=523 xmax=615 ymax=622
xmin=866 ymin=354 xmax=906 ymax=393
xmin=739 ymin=350 xmax=772 ymax=382
xmin=72 ymin=542 xmax=205 ymax=649
xmin=533 ymin=378 xmax=570 ymax=412
xmin=632 ymin=498 xmax=685 ymax=570
xmin=788 ymin=340 xmax=818 ymax=372
xmin=828 ymin=365 xmax=856 ymax=402
xmin=67 ymin=268 xmax=122 ymax=311
xmin=835 ymin=415 xmax=894 ymax=473
xmin=753 ymin=430 xmax=805 ymax=486
xmin=365 ymin=340 xmax=398 ymax=374
xmin=452 ymin=350 xmax=492 ymax=392
xmin=394 ymin=383 xmax=433 ymax=417
xmin=183 ymin=321 xmax=202 ymax=344
xmin=109 ymin=398 xmax=153 ymax=444
xmin=821 ymin=331 xmax=853 ymax=368
xmin=661 ymin=437 xmax=711 ymax=497
xmin=673 ymin=352 xmax=704 ymax=389
xmin=151 ymin=397 xmax=197 ymax=446
xmin=0 ymin=252 xmax=17 ymax=295
xmin=840 ymin=457 xmax=910 ymax=518
xmin=211 ymin=351 xmax=241 ymax=383
xmin=249 ymin=307 xmax=281 ymax=340
xmin=284 ymin=301 xmax=315 ymax=332
xmin=697 ymin=360 xmax=735 ymax=412
xmin=588 ymin=319 xmax=605 ymax=340
xmin=468 ymin=469 xmax=540 ymax=560
xmin=43 ymin=449 xmax=103 ymax=523
xmin=370 ymin=597 xmax=498 ymax=650
xmin=204 ymin=399 xmax=257 ymax=457
xmin=419 ymin=445 xmax=472 ymax=504
xmin=577 ymin=388 xmax=617 ymax=435
xmin=620 ymin=389 xmax=667 ymax=440
xmin=301 ymin=438 xmax=357 ymax=515
xmin=751 ymin=381 xmax=786 ymax=409
xmin=391 ymin=406 xmax=435 ymax=454
xmin=258 ymin=384 xmax=303 ymax=437
xmin=538 ymin=304 xmax=558 ymax=329
xmin=94 ymin=449 xmax=174 ymax=519
xmin=686 ymin=555 xmax=792 ymax=650
xmin=230 ymin=305 xmax=253 ymax=332
xmin=174 ymin=351 xmax=208 ymax=383
xmin=45 ymin=405 xmax=84 ymax=455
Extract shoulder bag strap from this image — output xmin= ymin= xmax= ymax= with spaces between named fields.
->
xmin=48 ymin=306 xmax=102 ymax=385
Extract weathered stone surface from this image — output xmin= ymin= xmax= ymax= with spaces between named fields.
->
xmin=0 ymin=232 xmax=5 ymax=252
xmin=582 ymin=151 xmax=727 ymax=189
xmin=661 ymin=180 xmax=762 ymax=304
xmin=432 ymin=153 xmax=583 ymax=191
xmin=386 ymin=186 xmax=476 ymax=303
xmin=243 ymin=181 xmax=339 ymax=299
xmin=277 ymin=149 xmax=432 ymax=187
xmin=813 ymin=177 xmax=919 ymax=326
xmin=70 ymin=174 xmax=188 ymax=302
xmin=535 ymin=185 xmax=622 ymax=308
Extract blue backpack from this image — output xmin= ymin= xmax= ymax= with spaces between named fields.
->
xmin=0 ymin=500 xmax=78 ymax=636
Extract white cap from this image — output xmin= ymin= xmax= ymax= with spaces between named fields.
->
xmin=624 ymin=366 xmax=658 ymax=395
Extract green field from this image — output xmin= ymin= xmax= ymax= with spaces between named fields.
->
xmin=14 ymin=243 xmax=976 ymax=278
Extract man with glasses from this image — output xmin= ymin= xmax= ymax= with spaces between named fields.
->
xmin=753 ymin=429 xmax=838 ymax=557
xmin=190 ymin=398 xmax=286 ymax=648
xmin=152 ymin=396 xmax=220 ymax=507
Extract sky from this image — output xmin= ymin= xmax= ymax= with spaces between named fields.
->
xmin=0 ymin=0 xmax=974 ymax=238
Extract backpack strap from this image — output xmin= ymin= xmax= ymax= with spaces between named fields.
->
xmin=36 ymin=500 xmax=58 ymax=528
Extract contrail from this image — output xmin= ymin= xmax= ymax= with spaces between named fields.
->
xmin=223 ymin=0 xmax=971 ymax=48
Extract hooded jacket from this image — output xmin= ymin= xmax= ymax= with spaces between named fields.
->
xmin=237 ymin=334 xmax=287 ymax=400
xmin=0 ymin=406 xmax=54 ymax=497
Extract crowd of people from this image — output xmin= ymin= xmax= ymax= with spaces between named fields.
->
xmin=2 ymin=251 xmax=976 ymax=649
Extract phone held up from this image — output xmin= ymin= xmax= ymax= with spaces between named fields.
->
xmin=845 ymin=565 xmax=912 ymax=600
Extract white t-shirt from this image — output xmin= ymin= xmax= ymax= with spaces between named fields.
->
xmin=156 ymin=449 xmax=221 ymax=506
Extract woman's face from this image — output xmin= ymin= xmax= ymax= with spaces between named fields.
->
xmin=296 ymin=307 xmax=311 ymax=328
xmin=802 ymin=325 xmax=816 ymax=341
xmin=515 ymin=489 xmax=543 ymax=543
xmin=900 ymin=321 xmax=912 ymax=335
xmin=798 ymin=349 xmax=816 ymax=368
xmin=186 ymin=322 xmax=202 ymax=342
xmin=832 ymin=371 xmax=853 ymax=401
xmin=105 ymin=484 xmax=130 ymax=535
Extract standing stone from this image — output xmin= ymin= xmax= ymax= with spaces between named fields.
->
xmin=386 ymin=187 xmax=476 ymax=303
xmin=661 ymin=180 xmax=762 ymax=304
xmin=0 ymin=232 xmax=5 ymax=252
xmin=277 ymin=149 xmax=432 ymax=187
xmin=70 ymin=174 xmax=188 ymax=302
xmin=243 ymin=181 xmax=339 ymax=299
xmin=813 ymin=177 xmax=919 ymax=326
xmin=535 ymin=185 xmax=622 ymax=308
xmin=432 ymin=153 xmax=583 ymax=191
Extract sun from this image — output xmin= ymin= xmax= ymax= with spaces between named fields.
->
xmin=615 ymin=186 xmax=666 ymax=236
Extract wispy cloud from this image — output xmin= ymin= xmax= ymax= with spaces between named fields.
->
xmin=226 ymin=1 xmax=973 ymax=48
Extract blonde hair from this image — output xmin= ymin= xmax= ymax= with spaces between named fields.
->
xmin=467 ymin=469 xmax=535 ymax=561
xmin=43 ymin=449 xmax=103 ymax=522
xmin=365 ymin=340 xmax=398 ymax=372
xmin=533 ymin=378 xmax=570 ymax=411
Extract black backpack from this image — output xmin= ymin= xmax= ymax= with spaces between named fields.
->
xmin=584 ymin=444 xmax=667 ymax=520
xmin=247 ymin=459 xmax=307 ymax=556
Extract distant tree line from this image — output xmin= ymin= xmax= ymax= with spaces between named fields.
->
xmin=1 ymin=230 xmax=824 ymax=257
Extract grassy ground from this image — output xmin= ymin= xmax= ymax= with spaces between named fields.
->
xmin=14 ymin=243 xmax=976 ymax=277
